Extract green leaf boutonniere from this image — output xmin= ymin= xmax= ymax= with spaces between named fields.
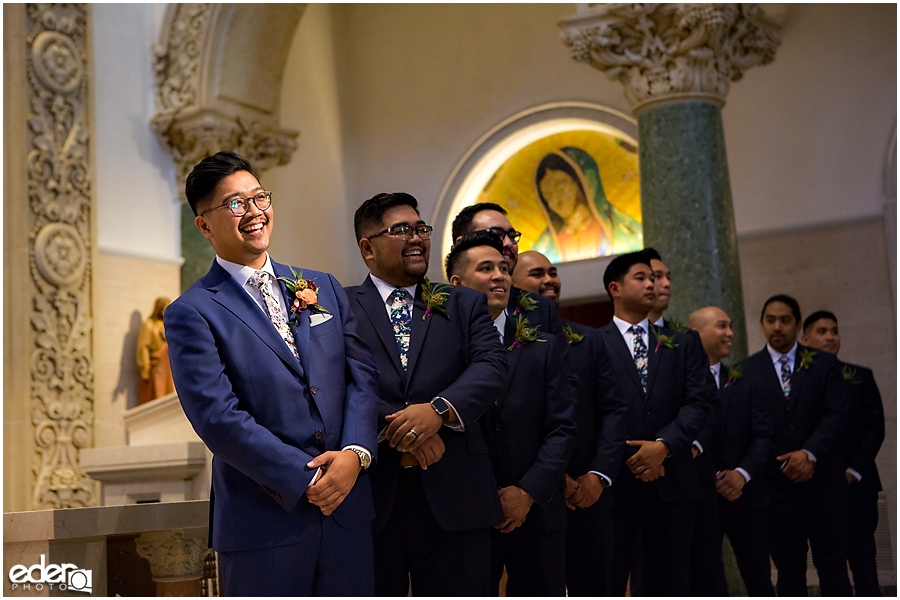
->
xmin=514 ymin=290 xmax=539 ymax=315
xmin=562 ymin=322 xmax=584 ymax=345
xmin=668 ymin=318 xmax=688 ymax=333
xmin=277 ymin=267 xmax=330 ymax=324
xmin=842 ymin=364 xmax=861 ymax=385
xmin=798 ymin=348 xmax=816 ymax=371
xmin=650 ymin=325 xmax=678 ymax=352
xmin=509 ymin=314 xmax=545 ymax=351
xmin=724 ymin=365 xmax=743 ymax=388
xmin=419 ymin=277 xmax=450 ymax=320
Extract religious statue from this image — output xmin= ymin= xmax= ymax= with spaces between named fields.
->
xmin=136 ymin=297 xmax=175 ymax=405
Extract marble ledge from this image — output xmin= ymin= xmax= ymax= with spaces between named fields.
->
xmin=80 ymin=441 xmax=208 ymax=483
xmin=4 ymin=500 xmax=209 ymax=544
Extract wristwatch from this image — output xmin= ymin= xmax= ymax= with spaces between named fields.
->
xmin=430 ymin=396 xmax=451 ymax=424
xmin=348 ymin=448 xmax=371 ymax=471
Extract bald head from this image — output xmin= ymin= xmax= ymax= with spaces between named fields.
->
xmin=689 ymin=306 xmax=734 ymax=365
xmin=512 ymin=250 xmax=561 ymax=305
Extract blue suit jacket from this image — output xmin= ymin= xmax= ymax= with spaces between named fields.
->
xmin=346 ymin=276 xmax=507 ymax=532
xmin=164 ymin=259 xmax=380 ymax=552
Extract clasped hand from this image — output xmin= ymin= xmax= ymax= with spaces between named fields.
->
xmin=384 ymin=404 xmax=443 ymax=451
xmin=495 ymin=486 xmax=533 ymax=533
xmin=565 ymin=473 xmax=604 ymax=510
xmin=625 ymin=440 xmax=667 ymax=482
xmin=305 ymin=450 xmax=361 ymax=516
xmin=777 ymin=450 xmax=814 ymax=482
xmin=715 ymin=469 xmax=746 ymax=501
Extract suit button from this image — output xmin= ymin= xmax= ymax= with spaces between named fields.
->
xmin=310 ymin=386 xmax=318 ymax=395
xmin=315 ymin=430 xmax=325 ymax=440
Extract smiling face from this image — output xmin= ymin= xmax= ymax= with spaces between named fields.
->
xmin=802 ymin=317 xmax=841 ymax=355
xmin=469 ymin=209 xmax=518 ymax=272
xmin=449 ymin=244 xmax=511 ymax=319
xmin=359 ymin=204 xmax=430 ymax=287
xmin=512 ymin=250 xmax=561 ymax=305
xmin=194 ymin=170 xmax=271 ymax=270
xmin=761 ymin=301 xmax=800 ymax=354
xmin=693 ymin=306 xmax=734 ymax=364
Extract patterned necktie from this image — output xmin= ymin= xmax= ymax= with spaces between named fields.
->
xmin=779 ymin=354 xmax=792 ymax=397
xmin=711 ymin=366 xmax=720 ymax=390
xmin=629 ymin=324 xmax=648 ymax=394
xmin=248 ymin=271 xmax=301 ymax=363
xmin=389 ymin=289 xmax=411 ymax=370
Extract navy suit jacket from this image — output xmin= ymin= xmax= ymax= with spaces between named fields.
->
xmin=739 ymin=345 xmax=851 ymax=499
xmin=599 ymin=323 xmax=710 ymax=504
xmin=346 ymin=276 xmax=507 ymax=532
xmin=481 ymin=327 xmax=576 ymax=532
xmin=165 ymin=259 xmax=380 ymax=552
xmin=840 ymin=362 xmax=884 ymax=492
xmin=565 ymin=323 xmax=628 ymax=510
xmin=710 ymin=365 xmax=774 ymax=509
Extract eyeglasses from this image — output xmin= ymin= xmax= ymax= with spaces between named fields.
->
xmin=200 ymin=191 xmax=272 ymax=217
xmin=369 ymin=223 xmax=434 ymax=240
xmin=481 ymin=226 xmax=521 ymax=244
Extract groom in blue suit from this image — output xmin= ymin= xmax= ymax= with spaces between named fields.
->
xmin=164 ymin=152 xmax=380 ymax=596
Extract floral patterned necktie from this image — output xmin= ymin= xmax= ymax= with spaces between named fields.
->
xmin=629 ymin=324 xmax=648 ymax=394
xmin=248 ymin=271 xmax=301 ymax=363
xmin=779 ymin=354 xmax=791 ymax=397
xmin=390 ymin=289 xmax=411 ymax=370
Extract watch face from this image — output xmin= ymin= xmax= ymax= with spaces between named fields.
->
xmin=432 ymin=397 xmax=449 ymax=413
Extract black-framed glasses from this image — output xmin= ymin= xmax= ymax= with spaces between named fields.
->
xmin=369 ymin=223 xmax=434 ymax=240
xmin=200 ymin=191 xmax=272 ymax=217
xmin=481 ymin=226 xmax=521 ymax=244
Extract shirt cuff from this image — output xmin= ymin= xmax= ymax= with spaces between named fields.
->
xmin=306 ymin=467 xmax=322 ymax=489
xmin=342 ymin=444 xmax=372 ymax=463
xmin=800 ymin=449 xmax=817 ymax=463
xmin=589 ymin=471 xmax=612 ymax=488
xmin=692 ymin=440 xmax=704 ymax=455
xmin=846 ymin=468 xmax=862 ymax=482
xmin=655 ymin=438 xmax=670 ymax=455
xmin=735 ymin=467 xmax=751 ymax=483
xmin=443 ymin=399 xmax=465 ymax=431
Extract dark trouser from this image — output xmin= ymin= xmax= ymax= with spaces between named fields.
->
xmin=490 ymin=524 xmax=565 ymax=596
xmin=218 ymin=515 xmax=374 ymax=596
xmin=373 ymin=469 xmax=491 ymax=596
xmin=564 ymin=504 xmax=614 ymax=596
xmin=847 ymin=482 xmax=881 ymax=596
xmin=690 ymin=479 xmax=729 ymax=596
xmin=770 ymin=491 xmax=851 ymax=596
xmin=719 ymin=500 xmax=775 ymax=596
xmin=611 ymin=489 xmax=695 ymax=596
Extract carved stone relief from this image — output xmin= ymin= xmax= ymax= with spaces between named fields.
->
xmin=136 ymin=529 xmax=207 ymax=581
xmin=559 ymin=3 xmax=782 ymax=113
xmin=25 ymin=3 xmax=95 ymax=509
xmin=152 ymin=4 xmax=303 ymax=199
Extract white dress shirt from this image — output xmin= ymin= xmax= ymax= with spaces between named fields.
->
xmin=612 ymin=315 xmax=651 ymax=359
xmin=492 ymin=309 xmax=508 ymax=343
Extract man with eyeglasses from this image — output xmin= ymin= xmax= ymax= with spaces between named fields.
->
xmin=346 ymin=192 xmax=508 ymax=596
xmin=163 ymin=151 xmax=380 ymax=596
xmin=451 ymin=203 xmax=565 ymax=344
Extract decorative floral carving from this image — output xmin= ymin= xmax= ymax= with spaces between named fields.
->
xmin=559 ymin=3 xmax=782 ymax=112
xmin=25 ymin=3 xmax=95 ymax=509
xmin=136 ymin=530 xmax=207 ymax=581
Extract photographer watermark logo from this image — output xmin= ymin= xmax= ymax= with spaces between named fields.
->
xmin=8 ymin=555 xmax=92 ymax=593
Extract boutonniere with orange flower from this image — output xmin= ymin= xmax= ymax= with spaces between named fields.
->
xmin=724 ymin=365 xmax=743 ymax=388
xmin=509 ymin=314 xmax=545 ymax=351
xmin=650 ymin=325 xmax=678 ymax=352
xmin=841 ymin=364 xmax=861 ymax=385
xmin=418 ymin=277 xmax=450 ymax=320
xmin=798 ymin=348 xmax=816 ymax=371
xmin=514 ymin=290 xmax=539 ymax=315
xmin=277 ymin=267 xmax=330 ymax=324
xmin=562 ymin=322 xmax=584 ymax=345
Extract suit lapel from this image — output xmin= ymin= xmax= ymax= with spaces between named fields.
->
xmin=206 ymin=262 xmax=304 ymax=378
xmin=787 ymin=345 xmax=809 ymax=412
xmin=405 ymin=283 xmax=432 ymax=385
xmin=356 ymin=276 xmax=405 ymax=376
xmin=273 ymin=262 xmax=311 ymax=378
xmin=646 ymin=326 xmax=661 ymax=399
xmin=601 ymin=324 xmax=644 ymax=396
xmin=501 ymin=314 xmax=523 ymax=397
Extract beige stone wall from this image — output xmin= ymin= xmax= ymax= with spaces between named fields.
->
xmin=738 ymin=216 xmax=896 ymax=545
xmin=92 ymin=252 xmax=181 ymax=448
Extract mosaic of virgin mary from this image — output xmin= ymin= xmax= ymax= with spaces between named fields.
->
xmin=531 ymin=146 xmax=642 ymax=262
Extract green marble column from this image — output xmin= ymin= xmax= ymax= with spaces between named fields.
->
xmin=638 ymin=101 xmax=748 ymax=361
xmin=180 ymin=203 xmax=216 ymax=292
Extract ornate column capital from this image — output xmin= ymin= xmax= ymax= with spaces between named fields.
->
xmin=135 ymin=528 xmax=207 ymax=582
xmin=560 ymin=3 xmax=782 ymax=114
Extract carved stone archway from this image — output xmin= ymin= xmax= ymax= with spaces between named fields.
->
xmin=151 ymin=4 xmax=306 ymax=288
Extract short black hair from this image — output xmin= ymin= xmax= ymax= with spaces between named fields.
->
xmin=185 ymin=151 xmax=255 ymax=216
xmin=602 ymin=250 xmax=653 ymax=299
xmin=803 ymin=310 xmax=838 ymax=333
xmin=643 ymin=247 xmax=662 ymax=262
xmin=354 ymin=192 xmax=420 ymax=242
xmin=760 ymin=294 xmax=802 ymax=324
xmin=445 ymin=231 xmax=505 ymax=280
xmin=450 ymin=202 xmax=507 ymax=242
